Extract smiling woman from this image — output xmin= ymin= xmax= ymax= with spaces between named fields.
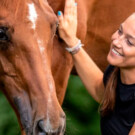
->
xmin=1 ymin=0 xmax=135 ymax=134
xmin=57 ymin=0 xmax=135 ymax=134
xmin=107 ymin=13 xmax=135 ymax=69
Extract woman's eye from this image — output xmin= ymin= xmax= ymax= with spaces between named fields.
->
xmin=118 ymin=28 xmax=123 ymax=35
xmin=0 ymin=27 xmax=9 ymax=42
xmin=0 ymin=27 xmax=11 ymax=50
xmin=127 ymin=39 xmax=134 ymax=46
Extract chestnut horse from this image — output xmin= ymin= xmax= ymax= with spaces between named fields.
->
xmin=0 ymin=0 xmax=135 ymax=135
xmin=0 ymin=0 xmax=65 ymax=135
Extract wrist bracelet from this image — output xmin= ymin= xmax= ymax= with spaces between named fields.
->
xmin=65 ymin=40 xmax=84 ymax=55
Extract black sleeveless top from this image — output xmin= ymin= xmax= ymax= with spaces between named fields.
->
xmin=101 ymin=65 xmax=135 ymax=135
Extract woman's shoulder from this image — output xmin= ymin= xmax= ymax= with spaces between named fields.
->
xmin=103 ymin=65 xmax=115 ymax=86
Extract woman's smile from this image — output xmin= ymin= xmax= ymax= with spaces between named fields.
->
xmin=111 ymin=48 xmax=124 ymax=57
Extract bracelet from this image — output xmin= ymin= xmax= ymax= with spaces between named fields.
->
xmin=65 ymin=40 xmax=84 ymax=55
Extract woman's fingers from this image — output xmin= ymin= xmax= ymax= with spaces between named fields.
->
xmin=57 ymin=11 xmax=63 ymax=21
xmin=57 ymin=0 xmax=78 ymax=46
xmin=73 ymin=2 xmax=77 ymax=20
xmin=64 ymin=0 xmax=72 ymax=16
xmin=57 ymin=0 xmax=77 ymax=27
xmin=57 ymin=11 xmax=64 ymax=26
xmin=64 ymin=0 xmax=76 ymax=20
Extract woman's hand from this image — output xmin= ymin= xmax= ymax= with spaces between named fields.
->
xmin=57 ymin=0 xmax=79 ymax=47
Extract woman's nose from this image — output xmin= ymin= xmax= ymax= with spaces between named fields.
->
xmin=112 ymin=36 xmax=123 ymax=48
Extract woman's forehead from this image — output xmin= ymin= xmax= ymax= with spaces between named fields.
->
xmin=125 ymin=13 xmax=135 ymax=23
xmin=122 ymin=14 xmax=135 ymax=35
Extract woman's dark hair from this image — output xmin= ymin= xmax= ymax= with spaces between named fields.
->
xmin=100 ymin=67 xmax=119 ymax=116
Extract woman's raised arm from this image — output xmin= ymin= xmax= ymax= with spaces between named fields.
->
xmin=57 ymin=0 xmax=104 ymax=103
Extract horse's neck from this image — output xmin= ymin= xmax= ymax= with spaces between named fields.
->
xmin=51 ymin=36 xmax=73 ymax=105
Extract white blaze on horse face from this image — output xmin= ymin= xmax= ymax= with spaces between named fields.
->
xmin=27 ymin=3 xmax=38 ymax=30
xmin=45 ymin=94 xmax=53 ymax=132
xmin=37 ymin=39 xmax=47 ymax=66
xmin=37 ymin=39 xmax=45 ymax=54
xmin=37 ymin=39 xmax=54 ymax=92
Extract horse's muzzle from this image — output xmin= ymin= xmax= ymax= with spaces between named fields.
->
xmin=37 ymin=117 xmax=66 ymax=135
xmin=13 ymin=93 xmax=66 ymax=135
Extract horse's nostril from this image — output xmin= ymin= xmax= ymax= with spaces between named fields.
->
xmin=38 ymin=133 xmax=46 ymax=135
xmin=61 ymin=113 xmax=66 ymax=119
xmin=38 ymin=120 xmax=46 ymax=133
xmin=37 ymin=118 xmax=65 ymax=135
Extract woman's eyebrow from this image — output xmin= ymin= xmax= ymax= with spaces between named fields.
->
xmin=126 ymin=32 xmax=135 ymax=40
xmin=127 ymin=34 xmax=135 ymax=40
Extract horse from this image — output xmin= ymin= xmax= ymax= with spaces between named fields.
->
xmin=0 ymin=0 xmax=66 ymax=135
xmin=1 ymin=0 xmax=135 ymax=135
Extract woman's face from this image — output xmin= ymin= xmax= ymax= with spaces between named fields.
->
xmin=107 ymin=13 xmax=135 ymax=69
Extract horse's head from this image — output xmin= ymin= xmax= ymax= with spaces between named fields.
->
xmin=0 ymin=0 xmax=65 ymax=134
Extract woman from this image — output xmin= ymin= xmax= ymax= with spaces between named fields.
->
xmin=57 ymin=0 xmax=135 ymax=135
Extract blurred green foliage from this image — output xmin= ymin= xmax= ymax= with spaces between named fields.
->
xmin=0 ymin=91 xmax=20 ymax=135
xmin=63 ymin=75 xmax=101 ymax=135
xmin=0 ymin=75 xmax=100 ymax=135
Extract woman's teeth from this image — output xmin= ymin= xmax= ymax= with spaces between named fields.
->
xmin=112 ymin=48 xmax=122 ymax=56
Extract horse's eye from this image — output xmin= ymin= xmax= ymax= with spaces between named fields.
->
xmin=0 ymin=27 xmax=9 ymax=42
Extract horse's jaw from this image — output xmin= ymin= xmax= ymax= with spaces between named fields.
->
xmin=12 ymin=90 xmax=66 ymax=135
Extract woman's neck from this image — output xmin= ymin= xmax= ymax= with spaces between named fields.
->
xmin=120 ymin=67 xmax=135 ymax=85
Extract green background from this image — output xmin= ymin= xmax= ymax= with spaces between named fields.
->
xmin=0 ymin=75 xmax=101 ymax=135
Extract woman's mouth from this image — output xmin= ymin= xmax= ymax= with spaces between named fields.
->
xmin=111 ymin=48 xmax=123 ymax=56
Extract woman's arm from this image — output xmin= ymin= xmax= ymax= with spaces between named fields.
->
xmin=129 ymin=123 xmax=135 ymax=135
xmin=57 ymin=0 xmax=104 ymax=103
xmin=72 ymin=47 xmax=104 ymax=103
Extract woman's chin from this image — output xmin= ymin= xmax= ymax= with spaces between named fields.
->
xmin=107 ymin=54 xmax=117 ymax=66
